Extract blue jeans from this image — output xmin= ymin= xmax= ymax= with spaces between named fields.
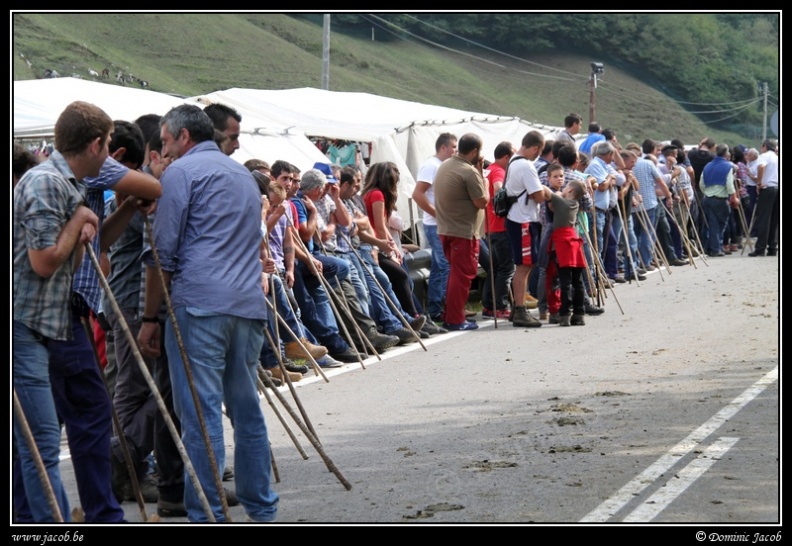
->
xmin=595 ymin=209 xmax=619 ymax=278
xmin=166 ymin=307 xmax=278 ymax=522
xmin=702 ymin=196 xmax=730 ymax=254
xmin=358 ymin=246 xmax=412 ymax=323
xmin=622 ymin=214 xmax=641 ymax=276
xmin=13 ymin=321 xmax=71 ymax=522
xmin=343 ymin=250 xmax=404 ymax=333
xmin=293 ymin=261 xmax=348 ymax=354
xmin=48 ymin=312 xmax=125 ymax=523
xmin=423 ymin=224 xmax=449 ymax=318
xmin=633 ymin=207 xmax=657 ymax=267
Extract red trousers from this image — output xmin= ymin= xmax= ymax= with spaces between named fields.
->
xmin=440 ymin=235 xmax=479 ymax=325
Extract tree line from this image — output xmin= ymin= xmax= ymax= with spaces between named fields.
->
xmin=322 ymin=13 xmax=778 ymax=132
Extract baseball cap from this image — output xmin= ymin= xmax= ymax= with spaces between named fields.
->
xmin=313 ymin=162 xmax=338 ymax=183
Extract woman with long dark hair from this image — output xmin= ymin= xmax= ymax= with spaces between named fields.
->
xmin=361 ymin=162 xmax=423 ymax=319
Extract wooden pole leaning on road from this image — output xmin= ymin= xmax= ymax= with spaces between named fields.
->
xmin=618 ymin=196 xmax=640 ymax=286
xmin=285 ymin=221 xmax=368 ymax=368
xmin=84 ymin=240 xmax=217 ymax=522
xmin=13 ymin=389 xmax=64 ymax=522
xmin=308 ymin=228 xmax=382 ymax=362
xmin=263 ymin=297 xmax=329 ymax=382
xmin=337 ymin=229 xmax=427 ymax=348
xmin=678 ymin=195 xmax=709 ymax=266
xmin=80 ymin=315 xmax=151 ymax=522
xmin=484 ymin=207 xmax=499 ymax=328
xmin=140 ymin=221 xmax=230 ymax=522
xmin=579 ymin=220 xmax=625 ymax=315
xmin=261 ymin=236 xmax=328 ymax=380
xmin=261 ymin=322 xmax=319 ymax=441
xmin=663 ymin=199 xmax=698 ymax=270
xmin=255 ymin=369 xmax=310 ymax=462
xmin=736 ymin=201 xmax=755 ymax=255
xmin=587 ymin=203 xmax=604 ymax=307
xmin=258 ymin=368 xmax=353 ymax=491
xmin=632 ymin=205 xmax=666 ymax=282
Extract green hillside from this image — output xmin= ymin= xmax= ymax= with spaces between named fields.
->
xmin=13 ymin=12 xmax=774 ymax=147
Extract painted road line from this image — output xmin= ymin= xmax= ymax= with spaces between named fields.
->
xmin=580 ymin=366 xmax=777 ymax=522
xmin=622 ymin=436 xmax=740 ymax=522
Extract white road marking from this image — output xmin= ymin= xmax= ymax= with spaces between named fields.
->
xmin=580 ymin=366 xmax=777 ymax=522
xmin=622 ymin=436 xmax=739 ymax=522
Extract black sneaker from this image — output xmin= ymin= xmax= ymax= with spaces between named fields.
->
xmin=330 ymin=347 xmax=363 ymax=363
xmin=110 ymin=449 xmax=130 ymax=504
xmin=157 ymin=498 xmax=187 ymax=518
xmin=388 ymin=327 xmax=417 ymax=345
xmin=282 ymin=358 xmax=309 ymax=374
xmin=123 ymin=473 xmax=159 ymax=503
xmin=584 ymin=303 xmax=605 ymax=315
xmin=421 ymin=318 xmax=446 ymax=335
xmin=369 ymin=332 xmax=399 ymax=352
xmin=223 ymin=465 xmax=234 ymax=481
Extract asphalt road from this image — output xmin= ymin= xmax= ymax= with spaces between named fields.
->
xmin=49 ymin=251 xmax=779 ymax=534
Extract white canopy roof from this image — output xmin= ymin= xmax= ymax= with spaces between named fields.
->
xmin=14 ymin=80 xmax=568 ymax=229
xmin=13 ymin=78 xmax=330 ymax=173
xmin=190 ymin=87 xmax=566 ymax=226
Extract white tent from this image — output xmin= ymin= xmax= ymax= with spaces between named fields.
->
xmin=13 ymin=78 xmax=330 ymax=172
xmin=189 ymin=87 xmax=566 ymax=228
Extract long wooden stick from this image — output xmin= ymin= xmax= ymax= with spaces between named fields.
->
xmin=84 ymin=241 xmax=216 ymax=521
xmin=255 ymin=370 xmax=309 ymax=460
xmin=80 ymin=316 xmax=149 ymax=522
xmin=258 ymin=370 xmax=352 ymax=491
xmin=262 ymin=325 xmax=319 ymax=441
xmin=263 ymin=297 xmax=329 ymax=382
xmin=618 ymin=195 xmax=640 ymax=286
xmin=337 ymin=229 xmax=426 ymax=349
xmin=286 ymin=221 xmax=367 ymax=368
xmin=13 ymin=389 xmax=64 ymax=522
xmin=579 ymin=221 xmax=625 ymax=315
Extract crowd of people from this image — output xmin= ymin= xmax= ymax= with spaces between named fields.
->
xmin=12 ymin=102 xmax=778 ymax=524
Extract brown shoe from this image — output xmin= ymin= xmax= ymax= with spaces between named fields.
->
xmin=512 ymin=306 xmax=542 ymax=328
xmin=270 ymin=366 xmax=302 ymax=382
xmin=285 ymin=338 xmax=328 ymax=360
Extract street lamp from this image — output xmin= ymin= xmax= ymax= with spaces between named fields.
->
xmin=589 ymin=62 xmax=604 ymax=125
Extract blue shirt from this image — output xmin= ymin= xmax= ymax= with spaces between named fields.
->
xmin=585 ymin=156 xmax=618 ymax=211
xmin=578 ymin=133 xmax=605 ymax=155
xmin=632 ymin=158 xmax=663 ymax=212
xmin=148 ymin=140 xmax=266 ymax=320
xmin=73 ymin=156 xmax=130 ymax=313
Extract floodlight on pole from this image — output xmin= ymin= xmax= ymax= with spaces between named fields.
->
xmin=589 ymin=62 xmax=604 ymax=125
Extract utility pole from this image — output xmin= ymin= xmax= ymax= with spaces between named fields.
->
xmin=589 ymin=62 xmax=604 ymax=126
xmin=762 ymin=81 xmax=768 ymax=142
xmin=322 ymin=14 xmax=330 ymax=91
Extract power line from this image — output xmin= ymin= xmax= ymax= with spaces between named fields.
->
xmin=598 ymin=81 xmax=760 ymax=107
xmin=396 ymin=14 xmax=761 ymax=110
xmin=694 ymin=101 xmax=762 ymax=125
xmin=363 ymin=14 xmax=577 ymax=82
xmin=403 ymin=14 xmax=586 ymax=80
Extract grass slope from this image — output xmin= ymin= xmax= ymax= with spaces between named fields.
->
xmin=13 ymin=12 xmax=755 ymax=146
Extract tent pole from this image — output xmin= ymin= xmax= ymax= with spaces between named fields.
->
xmin=408 ymin=198 xmax=419 ymax=247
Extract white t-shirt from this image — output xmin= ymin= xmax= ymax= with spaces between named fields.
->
xmin=757 ymin=151 xmax=778 ymax=187
xmin=505 ymin=155 xmax=542 ymax=223
xmin=416 ymin=156 xmax=442 ymax=226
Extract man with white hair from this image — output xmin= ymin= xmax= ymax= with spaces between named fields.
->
xmin=748 ymin=139 xmax=779 ymax=257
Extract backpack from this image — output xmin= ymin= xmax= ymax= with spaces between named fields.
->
xmin=492 ymin=156 xmax=527 ymax=218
